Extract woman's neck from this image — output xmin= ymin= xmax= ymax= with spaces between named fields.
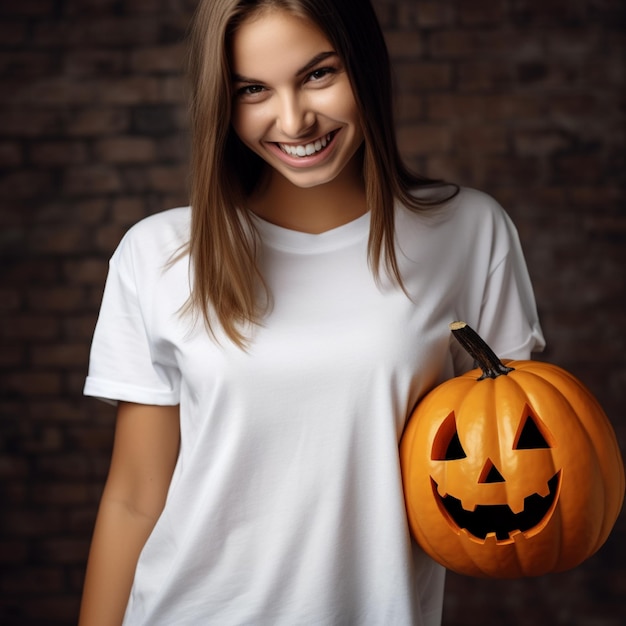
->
xmin=247 ymin=160 xmax=367 ymax=234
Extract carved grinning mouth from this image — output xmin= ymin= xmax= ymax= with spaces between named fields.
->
xmin=433 ymin=471 xmax=561 ymax=542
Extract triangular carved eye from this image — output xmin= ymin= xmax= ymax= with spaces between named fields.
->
xmin=445 ymin=431 xmax=467 ymax=460
xmin=513 ymin=405 xmax=553 ymax=449
xmin=432 ymin=412 xmax=467 ymax=460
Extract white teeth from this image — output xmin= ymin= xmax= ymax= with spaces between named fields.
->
xmin=279 ymin=133 xmax=332 ymax=157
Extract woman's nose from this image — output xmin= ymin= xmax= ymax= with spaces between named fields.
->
xmin=276 ymin=92 xmax=315 ymax=138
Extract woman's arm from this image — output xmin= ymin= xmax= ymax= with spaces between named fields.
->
xmin=78 ymin=401 xmax=181 ymax=626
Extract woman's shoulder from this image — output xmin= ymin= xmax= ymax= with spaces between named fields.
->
xmin=450 ymin=186 xmax=510 ymax=221
xmin=408 ymin=185 xmax=505 ymax=216
xmin=123 ymin=205 xmax=191 ymax=242
xmin=112 ymin=206 xmax=191 ymax=261
xmin=400 ymin=186 xmax=514 ymax=234
xmin=396 ymin=186 xmax=520 ymax=268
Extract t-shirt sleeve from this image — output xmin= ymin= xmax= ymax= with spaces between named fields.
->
xmin=451 ymin=207 xmax=545 ymax=374
xmin=84 ymin=240 xmax=181 ymax=406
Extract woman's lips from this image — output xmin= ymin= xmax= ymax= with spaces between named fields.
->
xmin=266 ymin=130 xmax=339 ymax=167
xmin=277 ymin=131 xmax=334 ymax=157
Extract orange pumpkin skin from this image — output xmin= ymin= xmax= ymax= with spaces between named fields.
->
xmin=400 ymin=334 xmax=625 ymax=578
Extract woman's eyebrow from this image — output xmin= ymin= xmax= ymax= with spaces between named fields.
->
xmin=295 ymin=51 xmax=337 ymax=76
xmin=232 ymin=51 xmax=338 ymax=84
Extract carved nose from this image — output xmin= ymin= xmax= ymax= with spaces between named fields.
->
xmin=479 ymin=458 xmax=506 ymax=483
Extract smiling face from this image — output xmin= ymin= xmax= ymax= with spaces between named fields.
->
xmin=229 ymin=9 xmax=364 ymax=191
xmin=430 ymin=406 xmax=561 ymax=543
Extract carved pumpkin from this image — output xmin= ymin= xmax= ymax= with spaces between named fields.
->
xmin=400 ymin=322 xmax=625 ymax=578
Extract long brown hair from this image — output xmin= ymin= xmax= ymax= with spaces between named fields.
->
xmin=186 ymin=0 xmax=456 ymax=347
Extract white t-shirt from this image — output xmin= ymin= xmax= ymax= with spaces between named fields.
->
xmin=84 ymin=188 xmax=544 ymax=625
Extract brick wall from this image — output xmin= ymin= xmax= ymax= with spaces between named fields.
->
xmin=0 ymin=0 xmax=623 ymax=624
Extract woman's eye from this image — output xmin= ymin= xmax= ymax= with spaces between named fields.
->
xmin=308 ymin=67 xmax=336 ymax=82
xmin=236 ymin=84 xmax=265 ymax=97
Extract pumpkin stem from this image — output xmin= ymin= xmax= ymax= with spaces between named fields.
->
xmin=450 ymin=321 xmax=514 ymax=380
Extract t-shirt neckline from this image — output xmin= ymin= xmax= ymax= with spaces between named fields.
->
xmin=250 ymin=210 xmax=371 ymax=254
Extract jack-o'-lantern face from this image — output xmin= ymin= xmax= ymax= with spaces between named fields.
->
xmin=400 ymin=323 xmax=625 ymax=579
xmin=430 ymin=406 xmax=560 ymax=543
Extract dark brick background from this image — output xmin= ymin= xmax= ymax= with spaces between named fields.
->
xmin=0 ymin=0 xmax=624 ymax=624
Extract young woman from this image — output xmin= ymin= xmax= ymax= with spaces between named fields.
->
xmin=79 ymin=0 xmax=544 ymax=624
